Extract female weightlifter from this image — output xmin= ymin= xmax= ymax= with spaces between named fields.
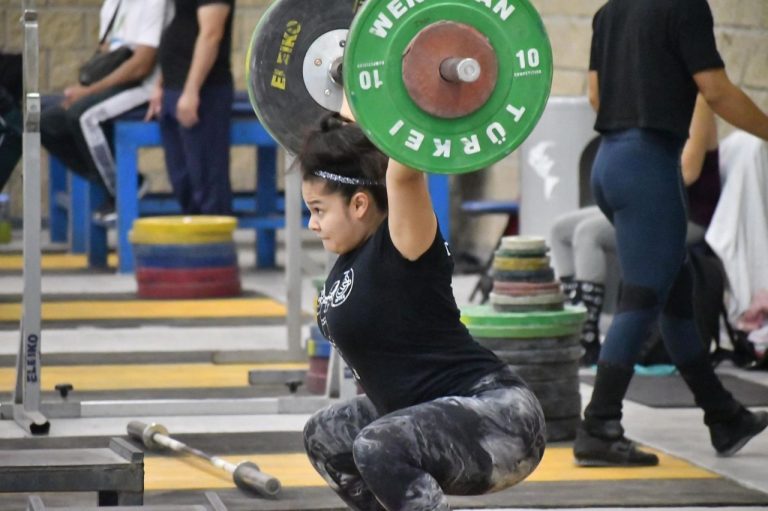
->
xmin=299 ymin=102 xmax=546 ymax=510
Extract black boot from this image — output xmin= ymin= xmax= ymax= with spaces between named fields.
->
xmin=574 ymin=362 xmax=659 ymax=467
xmin=560 ymin=275 xmax=579 ymax=304
xmin=678 ymin=356 xmax=768 ymax=456
xmin=578 ymin=281 xmax=605 ymax=366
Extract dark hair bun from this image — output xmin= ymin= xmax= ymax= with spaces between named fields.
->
xmin=319 ymin=112 xmax=348 ymax=132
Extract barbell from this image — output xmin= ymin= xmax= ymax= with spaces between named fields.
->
xmin=127 ymin=420 xmax=282 ymax=498
xmin=246 ymin=0 xmax=552 ymax=174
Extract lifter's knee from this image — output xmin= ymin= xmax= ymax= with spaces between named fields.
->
xmin=616 ymin=281 xmax=658 ymax=313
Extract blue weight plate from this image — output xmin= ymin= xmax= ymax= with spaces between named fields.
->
xmin=132 ymin=242 xmax=237 ymax=259
xmin=310 ymin=325 xmax=331 ymax=344
xmin=135 ymin=254 xmax=238 ymax=269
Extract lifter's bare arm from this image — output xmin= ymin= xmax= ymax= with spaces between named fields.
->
xmin=340 ymin=95 xmax=437 ymax=261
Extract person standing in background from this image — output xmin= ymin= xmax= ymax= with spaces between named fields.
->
xmin=574 ymin=0 xmax=768 ymax=467
xmin=146 ymin=0 xmax=235 ymax=215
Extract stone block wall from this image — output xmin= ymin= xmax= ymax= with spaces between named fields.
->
xmin=0 ymin=0 xmax=766 ymax=255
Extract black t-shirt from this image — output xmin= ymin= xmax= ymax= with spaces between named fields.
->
xmin=590 ymin=0 xmax=724 ymax=139
xmin=159 ymin=0 xmax=234 ymax=89
xmin=317 ymin=219 xmax=511 ymax=415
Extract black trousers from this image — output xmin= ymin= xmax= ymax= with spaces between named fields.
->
xmin=40 ymin=83 xmax=136 ymax=192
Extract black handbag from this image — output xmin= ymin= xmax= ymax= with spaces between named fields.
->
xmin=78 ymin=46 xmax=133 ymax=86
xmin=78 ymin=0 xmax=132 ymax=86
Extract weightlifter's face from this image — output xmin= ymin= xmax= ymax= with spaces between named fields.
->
xmin=302 ymin=179 xmax=366 ymax=254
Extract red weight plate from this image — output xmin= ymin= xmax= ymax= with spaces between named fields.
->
xmin=136 ymin=266 xmax=240 ymax=284
xmin=492 ymin=281 xmax=561 ymax=296
xmin=401 ymin=21 xmax=498 ymax=119
xmin=137 ymin=279 xmax=242 ymax=299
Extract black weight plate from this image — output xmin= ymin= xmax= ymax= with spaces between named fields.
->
xmin=538 ymin=394 xmax=582 ymax=419
xmin=492 ymin=345 xmax=583 ymax=364
xmin=474 ymin=335 xmax=580 ymax=351
xmin=545 ymin=416 xmax=580 ymax=442
xmin=246 ymin=0 xmax=359 ymax=154
xmin=528 ymin=378 xmax=581 ymax=401
xmin=491 ymin=302 xmax=564 ymax=313
xmin=492 ymin=267 xmax=555 ymax=283
xmin=502 ymin=360 xmax=580 ymax=382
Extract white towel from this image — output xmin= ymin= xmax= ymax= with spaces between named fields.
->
xmin=705 ymin=131 xmax=768 ymax=322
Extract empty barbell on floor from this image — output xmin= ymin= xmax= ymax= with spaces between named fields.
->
xmin=127 ymin=420 xmax=282 ymax=498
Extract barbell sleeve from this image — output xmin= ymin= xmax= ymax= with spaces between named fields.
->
xmin=440 ymin=57 xmax=481 ymax=83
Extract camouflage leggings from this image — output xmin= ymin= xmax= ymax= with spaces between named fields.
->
xmin=303 ymin=367 xmax=546 ymax=511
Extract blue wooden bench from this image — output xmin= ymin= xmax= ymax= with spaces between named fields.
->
xmin=49 ymin=92 xmax=450 ymax=273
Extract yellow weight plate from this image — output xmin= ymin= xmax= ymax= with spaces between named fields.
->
xmin=129 ymin=229 xmax=235 ymax=245
xmin=493 ymin=256 xmax=550 ymax=271
xmin=132 ymin=215 xmax=237 ymax=236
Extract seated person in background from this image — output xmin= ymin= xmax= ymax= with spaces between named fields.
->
xmin=550 ymin=95 xmax=720 ymax=366
xmin=41 ymin=0 xmax=169 ymax=221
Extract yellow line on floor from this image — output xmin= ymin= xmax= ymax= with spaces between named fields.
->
xmin=0 ymin=297 xmax=286 ymax=321
xmin=0 ymin=362 xmax=308 ymax=391
xmin=144 ymin=447 xmax=717 ymax=491
xmin=0 ymin=253 xmax=118 ymax=270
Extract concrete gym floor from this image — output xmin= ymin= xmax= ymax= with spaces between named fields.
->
xmin=0 ymin=228 xmax=767 ymax=511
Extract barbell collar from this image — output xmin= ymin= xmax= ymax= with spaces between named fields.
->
xmin=233 ymin=461 xmax=282 ymax=498
xmin=329 ymin=57 xmax=344 ymax=85
xmin=127 ymin=420 xmax=170 ymax=451
xmin=440 ymin=58 xmax=481 ymax=83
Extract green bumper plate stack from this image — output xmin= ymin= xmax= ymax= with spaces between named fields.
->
xmin=461 ymin=304 xmax=586 ymax=338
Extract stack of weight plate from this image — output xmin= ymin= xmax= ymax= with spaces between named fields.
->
xmin=129 ymin=216 xmax=242 ymax=299
xmin=490 ymin=235 xmax=564 ymax=313
xmin=461 ymin=304 xmax=586 ymax=441
xmin=305 ymin=276 xmax=331 ymax=394
xmin=306 ymin=325 xmax=331 ymax=394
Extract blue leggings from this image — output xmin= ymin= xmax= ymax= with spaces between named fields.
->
xmin=592 ymin=129 xmax=707 ymax=367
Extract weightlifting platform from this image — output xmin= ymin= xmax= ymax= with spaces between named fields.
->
xmin=1 ymin=231 xmax=767 ymax=511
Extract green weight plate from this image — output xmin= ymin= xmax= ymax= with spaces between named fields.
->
xmin=462 ymin=304 xmax=586 ymax=326
xmin=344 ymin=0 xmax=552 ymax=173
xmin=246 ymin=0 xmax=358 ymax=154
